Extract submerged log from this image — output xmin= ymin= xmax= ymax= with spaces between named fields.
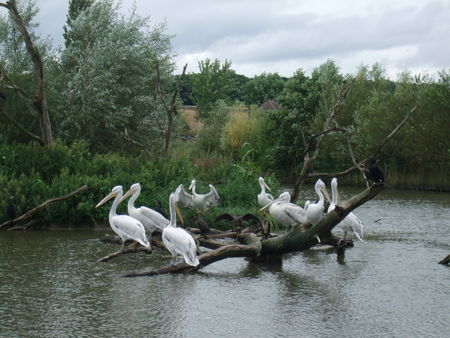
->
xmin=123 ymin=233 xmax=261 ymax=277
xmin=438 ymin=254 xmax=450 ymax=265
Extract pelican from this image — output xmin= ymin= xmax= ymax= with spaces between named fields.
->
xmin=162 ymin=188 xmax=200 ymax=267
xmin=328 ymin=177 xmax=363 ymax=242
xmin=305 ymin=179 xmax=328 ymax=226
xmin=95 ymin=186 xmax=150 ymax=251
xmin=188 ymin=179 xmax=220 ymax=213
xmin=120 ymin=183 xmax=169 ymax=243
xmin=257 ymin=177 xmax=274 ymax=208
xmin=260 ymin=191 xmax=307 ymax=232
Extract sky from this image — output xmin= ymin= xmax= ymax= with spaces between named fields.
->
xmin=33 ymin=0 xmax=450 ymax=78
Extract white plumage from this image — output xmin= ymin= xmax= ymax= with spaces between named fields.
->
xmin=162 ymin=190 xmax=200 ymax=267
xmin=260 ymin=191 xmax=307 ymax=232
xmin=95 ymin=185 xmax=150 ymax=251
xmin=257 ymin=177 xmax=274 ymax=208
xmin=188 ymin=179 xmax=220 ymax=213
xmin=328 ymin=177 xmax=363 ymax=242
xmin=305 ymin=179 xmax=327 ymax=225
xmin=120 ymin=183 xmax=169 ymax=242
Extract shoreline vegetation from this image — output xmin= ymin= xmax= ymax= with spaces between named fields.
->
xmin=1 ymin=1 xmax=448 ymax=229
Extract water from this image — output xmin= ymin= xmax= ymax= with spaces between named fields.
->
xmin=1 ymin=188 xmax=449 ymax=337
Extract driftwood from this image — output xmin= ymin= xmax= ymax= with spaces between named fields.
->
xmin=123 ymin=184 xmax=383 ymax=276
xmin=7 ymin=218 xmax=41 ymax=231
xmin=99 ymin=244 xmax=153 ymax=262
xmin=438 ymin=254 xmax=450 ymax=265
xmin=123 ymin=233 xmax=261 ymax=277
xmin=0 ymin=185 xmax=88 ymax=230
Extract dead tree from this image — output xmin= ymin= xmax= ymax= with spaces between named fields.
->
xmin=0 ymin=0 xmax=53 ymax=146
xmin=290 ymin=78 xmax=416 ymax=201
xmin=154 ymin=63 xmax=188 ymax=154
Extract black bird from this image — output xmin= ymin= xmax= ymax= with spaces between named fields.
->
xmin=363 ymin=159 xmax=385 ymax=184
xmin=195 ymin=215 xmax=211 ymax=238
xmin=6 ymin=196 xmax=16 ymax=221
xmin=261 ymin=217 xmax=271 ymax=239
xmin=0 ymin=90 xmax=6 ymax=101
xmin=215 ymin=213 xmax=260 ymax=234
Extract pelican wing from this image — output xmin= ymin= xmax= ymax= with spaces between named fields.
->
xmin=139 ymin=206 xmax=169 ymax=229
xmin=284 ymin=204 xmax=307 ymax=224
xmin=174 ymin=184 xmax=194 ymax=207
xmin=162 ymin=227 xmax=199 ymax=266
xmin=206 ymin=184 xmax=220 ymax=207
xmin=112 ymin=215 xmax=149 ymax=247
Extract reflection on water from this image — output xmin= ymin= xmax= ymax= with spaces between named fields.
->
xmin=0 ymin=188 xmax=449 ymax=337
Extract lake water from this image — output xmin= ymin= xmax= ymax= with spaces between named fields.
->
xmin=1 ymin=187 xmax=449 ymax=337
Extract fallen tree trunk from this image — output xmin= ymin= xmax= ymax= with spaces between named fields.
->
xmin=0 ymin=185 xmax=88 ymax=230
xmin=123 ymin=184 xmax=383 ymax=276
xmin=123 ymin=233 xmax=261 ymax=277
xmin=438 ymin=254 xmax=450 ymax=265
xmin=261 ymin=183 xmax=383 ymax=254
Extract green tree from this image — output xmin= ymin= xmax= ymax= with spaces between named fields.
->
xmin=191 ymin=58 xmax=236 ymax=117
xmin=63 ymin=0 xmax=94 ymax=47
xmin=57 ymin=0 xmax=174 ymax=153
xmin=243 ymin=72 xmax=285 ymax=106
xmin=264 ymin=69 xmax=320 ymax=175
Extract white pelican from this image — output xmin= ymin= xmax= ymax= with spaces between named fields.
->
xmin=96 ymin=186 xmax=150 ymax=251
xmin=328 ymin=177 xmax=363 ymax=242
xmin=257 ymin=177 xmax=274 ymax=208
xmin=188 ymin=179 xmax=220 ymax=213
xmin=260 ymin=191 xmax=307 ymax=232
xmin=162 ymin=189 xmax=200 ymax=267
xmin=120 ymin=183 xmax=169 ymax=243
xmin=305 ymin=179 xmax=328 ymax=226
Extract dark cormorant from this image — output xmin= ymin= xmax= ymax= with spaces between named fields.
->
xmin=363 ymin=159 xmax=385 ymax=184
xmin=195 ymin=216 xmax=210 ymax=237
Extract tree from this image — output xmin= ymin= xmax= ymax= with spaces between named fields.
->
xmin=57 ymin=0 xmax=174 ymax=153
xmin=243 ymin=72 xmax=285 ymax=106
xmin=63 ymin=0 xmax=93 ymax=47
xmin=0 ymin=0 xmax=53 ymax=146
xmin=263 ymin=69 xmax=321 ymax=176
xmin=191 ymin=58 xmax=236 ymax=117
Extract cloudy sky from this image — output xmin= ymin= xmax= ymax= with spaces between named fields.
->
xmin=34 ymin=0 xmax=449 ymax=78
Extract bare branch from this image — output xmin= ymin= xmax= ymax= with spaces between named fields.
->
xmin=372 ymin=106 xmax=417 ymax=158
xmin=0 ymin=111 xmax=43 ymax=143
xmin=0 ymin=70 xmax=35 ymax=106
xmin=120 ymin=128 xmax=152 ymax=156
xmin=0 ymin=185 xmax=88 ymax=230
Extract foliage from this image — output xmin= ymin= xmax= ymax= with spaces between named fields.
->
xmin=242 ymin=72 xmax=285 ymax=106
xmin=56 ymin=0 xmax=174 ymax=153
xmin=191 ymin=58 xmax=237 ymax=116
xmin=63 ymin=0 xmax=94 ymax=47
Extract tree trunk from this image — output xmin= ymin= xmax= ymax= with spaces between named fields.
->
xmin=0 ymin=0 xmax=53 ymax=146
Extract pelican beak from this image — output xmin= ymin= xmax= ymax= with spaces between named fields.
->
xmin=259 ymin=197 xmax=280 ymax=212
xmin=95 ymin=191 xmax=118 ymax=208
xmin=320 ymin=186 xmax=332 ymax=203
xmin=175 ymin=203 xmax=185 ymax=225
xmin=119 ymin=187 xmax=135 ymax=203
xmin=264 ymin=182 xmax=271 ymax=191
